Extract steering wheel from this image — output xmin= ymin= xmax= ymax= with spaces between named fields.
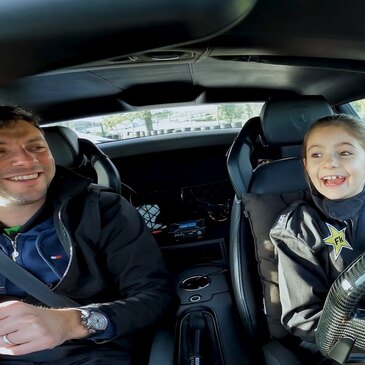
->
xmin=316 ymin=252 xmax=365 ymax=364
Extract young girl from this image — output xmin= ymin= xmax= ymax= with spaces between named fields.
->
xmin=270 ymin=114 xmax=365 ymax=344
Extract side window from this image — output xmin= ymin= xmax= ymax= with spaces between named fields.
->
xmin=349 ymin=99 xmax=365 ymax=119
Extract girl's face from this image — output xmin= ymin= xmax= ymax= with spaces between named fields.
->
xmin=304 ymin=125 xmax=365 ymax=200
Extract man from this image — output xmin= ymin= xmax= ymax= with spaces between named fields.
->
xmin=0 ymin=106 xmax=174 ymax=364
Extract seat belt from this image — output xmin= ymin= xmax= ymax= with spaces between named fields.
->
xmin=0 ymin=184 xmax=108 ymax=308
xmin=0 ymin=249 xmax=79 ymax=308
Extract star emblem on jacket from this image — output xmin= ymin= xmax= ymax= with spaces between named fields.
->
xmin=323 ymin=223 xmax=353 ymax=260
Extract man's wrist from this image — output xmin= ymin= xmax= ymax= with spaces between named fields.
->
xmin=74 ymin=307 xmax=109 ymax=335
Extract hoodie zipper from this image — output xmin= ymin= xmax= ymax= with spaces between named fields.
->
xmin=51 ymin=205 xmax=73 ymax=290
xmin=4 ymin=233 xmax=21 ymax=261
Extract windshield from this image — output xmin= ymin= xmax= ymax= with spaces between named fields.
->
xmin=48 ymin=103 xmax=264 ymax=144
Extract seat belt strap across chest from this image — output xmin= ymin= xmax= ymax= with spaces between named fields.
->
xmin=0 ymin=184 xmax=106 ymax=309
xmin=0 ymin=249 xmax=79 ymax=308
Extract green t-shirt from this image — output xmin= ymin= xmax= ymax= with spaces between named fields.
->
xmin=3 ymin=226 xmax=21 ymax=235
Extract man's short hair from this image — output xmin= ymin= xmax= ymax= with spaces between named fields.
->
xmin=0 ymin=105 xmax=41 ymax=130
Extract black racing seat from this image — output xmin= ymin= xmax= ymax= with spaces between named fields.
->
xmin=42 ymin=126 xmax=172 ymax=364
xmin=226 ymin=96 xmax=334 ymax=364
xmin=43 ymin=125 xmax=121 ymax=193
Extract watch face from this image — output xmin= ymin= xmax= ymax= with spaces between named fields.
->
xmin=89 ymin=312 xmax=108 ymax=331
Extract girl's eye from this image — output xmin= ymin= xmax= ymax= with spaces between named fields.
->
xmin=339 ymin=151 xmax=353 ymax=156
xmin=310 ymin=152 xmax=321 ymax=158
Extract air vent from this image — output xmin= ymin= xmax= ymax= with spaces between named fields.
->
xmin=128 ymin=51 xmax=196 ymax=62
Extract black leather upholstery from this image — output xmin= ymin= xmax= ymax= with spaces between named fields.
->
xmin=227 ymin=116 xmax=262 ymax=195
xmin=43 ymin=125 xmax=83 ymax=168
xmin=44 ymin=126 xmax=171 ymax=365
xmin=250 ymin=157 xmax=308 ymax=194
xmin=260 ymin=97 xmax=333 ymax=146
xmin=227 ymin=96 xmax=334 ymax=364
xmin=43 ymin=126 xmax=121 ymax=193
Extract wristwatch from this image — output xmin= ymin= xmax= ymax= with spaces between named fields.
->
xmin=77 ymin=308 xmax=109 ymax=334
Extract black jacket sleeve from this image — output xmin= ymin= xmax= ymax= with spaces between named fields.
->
xmin=86 ymin=191 xmax=175 ymax=341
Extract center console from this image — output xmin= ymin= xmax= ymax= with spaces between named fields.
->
xmin=149 ymin=238 xmax=257 ymax=365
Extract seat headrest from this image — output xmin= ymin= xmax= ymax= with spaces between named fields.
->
xmin=42 ymin=126 xmax=83 ymax=167
xmin=260 ymin=96 xmax=333 ymax=146
xmin=250 ymin=157 xmax=308 ymax=194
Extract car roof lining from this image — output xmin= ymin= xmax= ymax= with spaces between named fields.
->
xmin=1 ymin=0 xmax=365 ymax=122
xmin=2 ymin=58 xmax=365 ymax=123
xmin=0 ymin=0 xmax=257 ymax=84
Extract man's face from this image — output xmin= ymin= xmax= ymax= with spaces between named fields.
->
xmin=304 ymin=125 xmax=365 ymax=200
xmin=0 ymin=120 xmax=55 ymax=207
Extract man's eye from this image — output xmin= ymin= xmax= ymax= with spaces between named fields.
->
xmin=29 ymin=145 xmax=46 ymax=152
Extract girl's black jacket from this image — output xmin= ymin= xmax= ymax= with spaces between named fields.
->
xmin=270 ymin=187 xmax=365 ymax=342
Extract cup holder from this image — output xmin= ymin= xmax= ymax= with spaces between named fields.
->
xmin=180 ymin=275 xmax=211 ymax=291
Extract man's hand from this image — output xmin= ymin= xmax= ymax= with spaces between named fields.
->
xmin=0 ymin=300 xmax=89 ymax=355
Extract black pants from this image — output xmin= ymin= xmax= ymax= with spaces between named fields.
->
xmin=0 ymin=343 xmax=132 ymax=365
